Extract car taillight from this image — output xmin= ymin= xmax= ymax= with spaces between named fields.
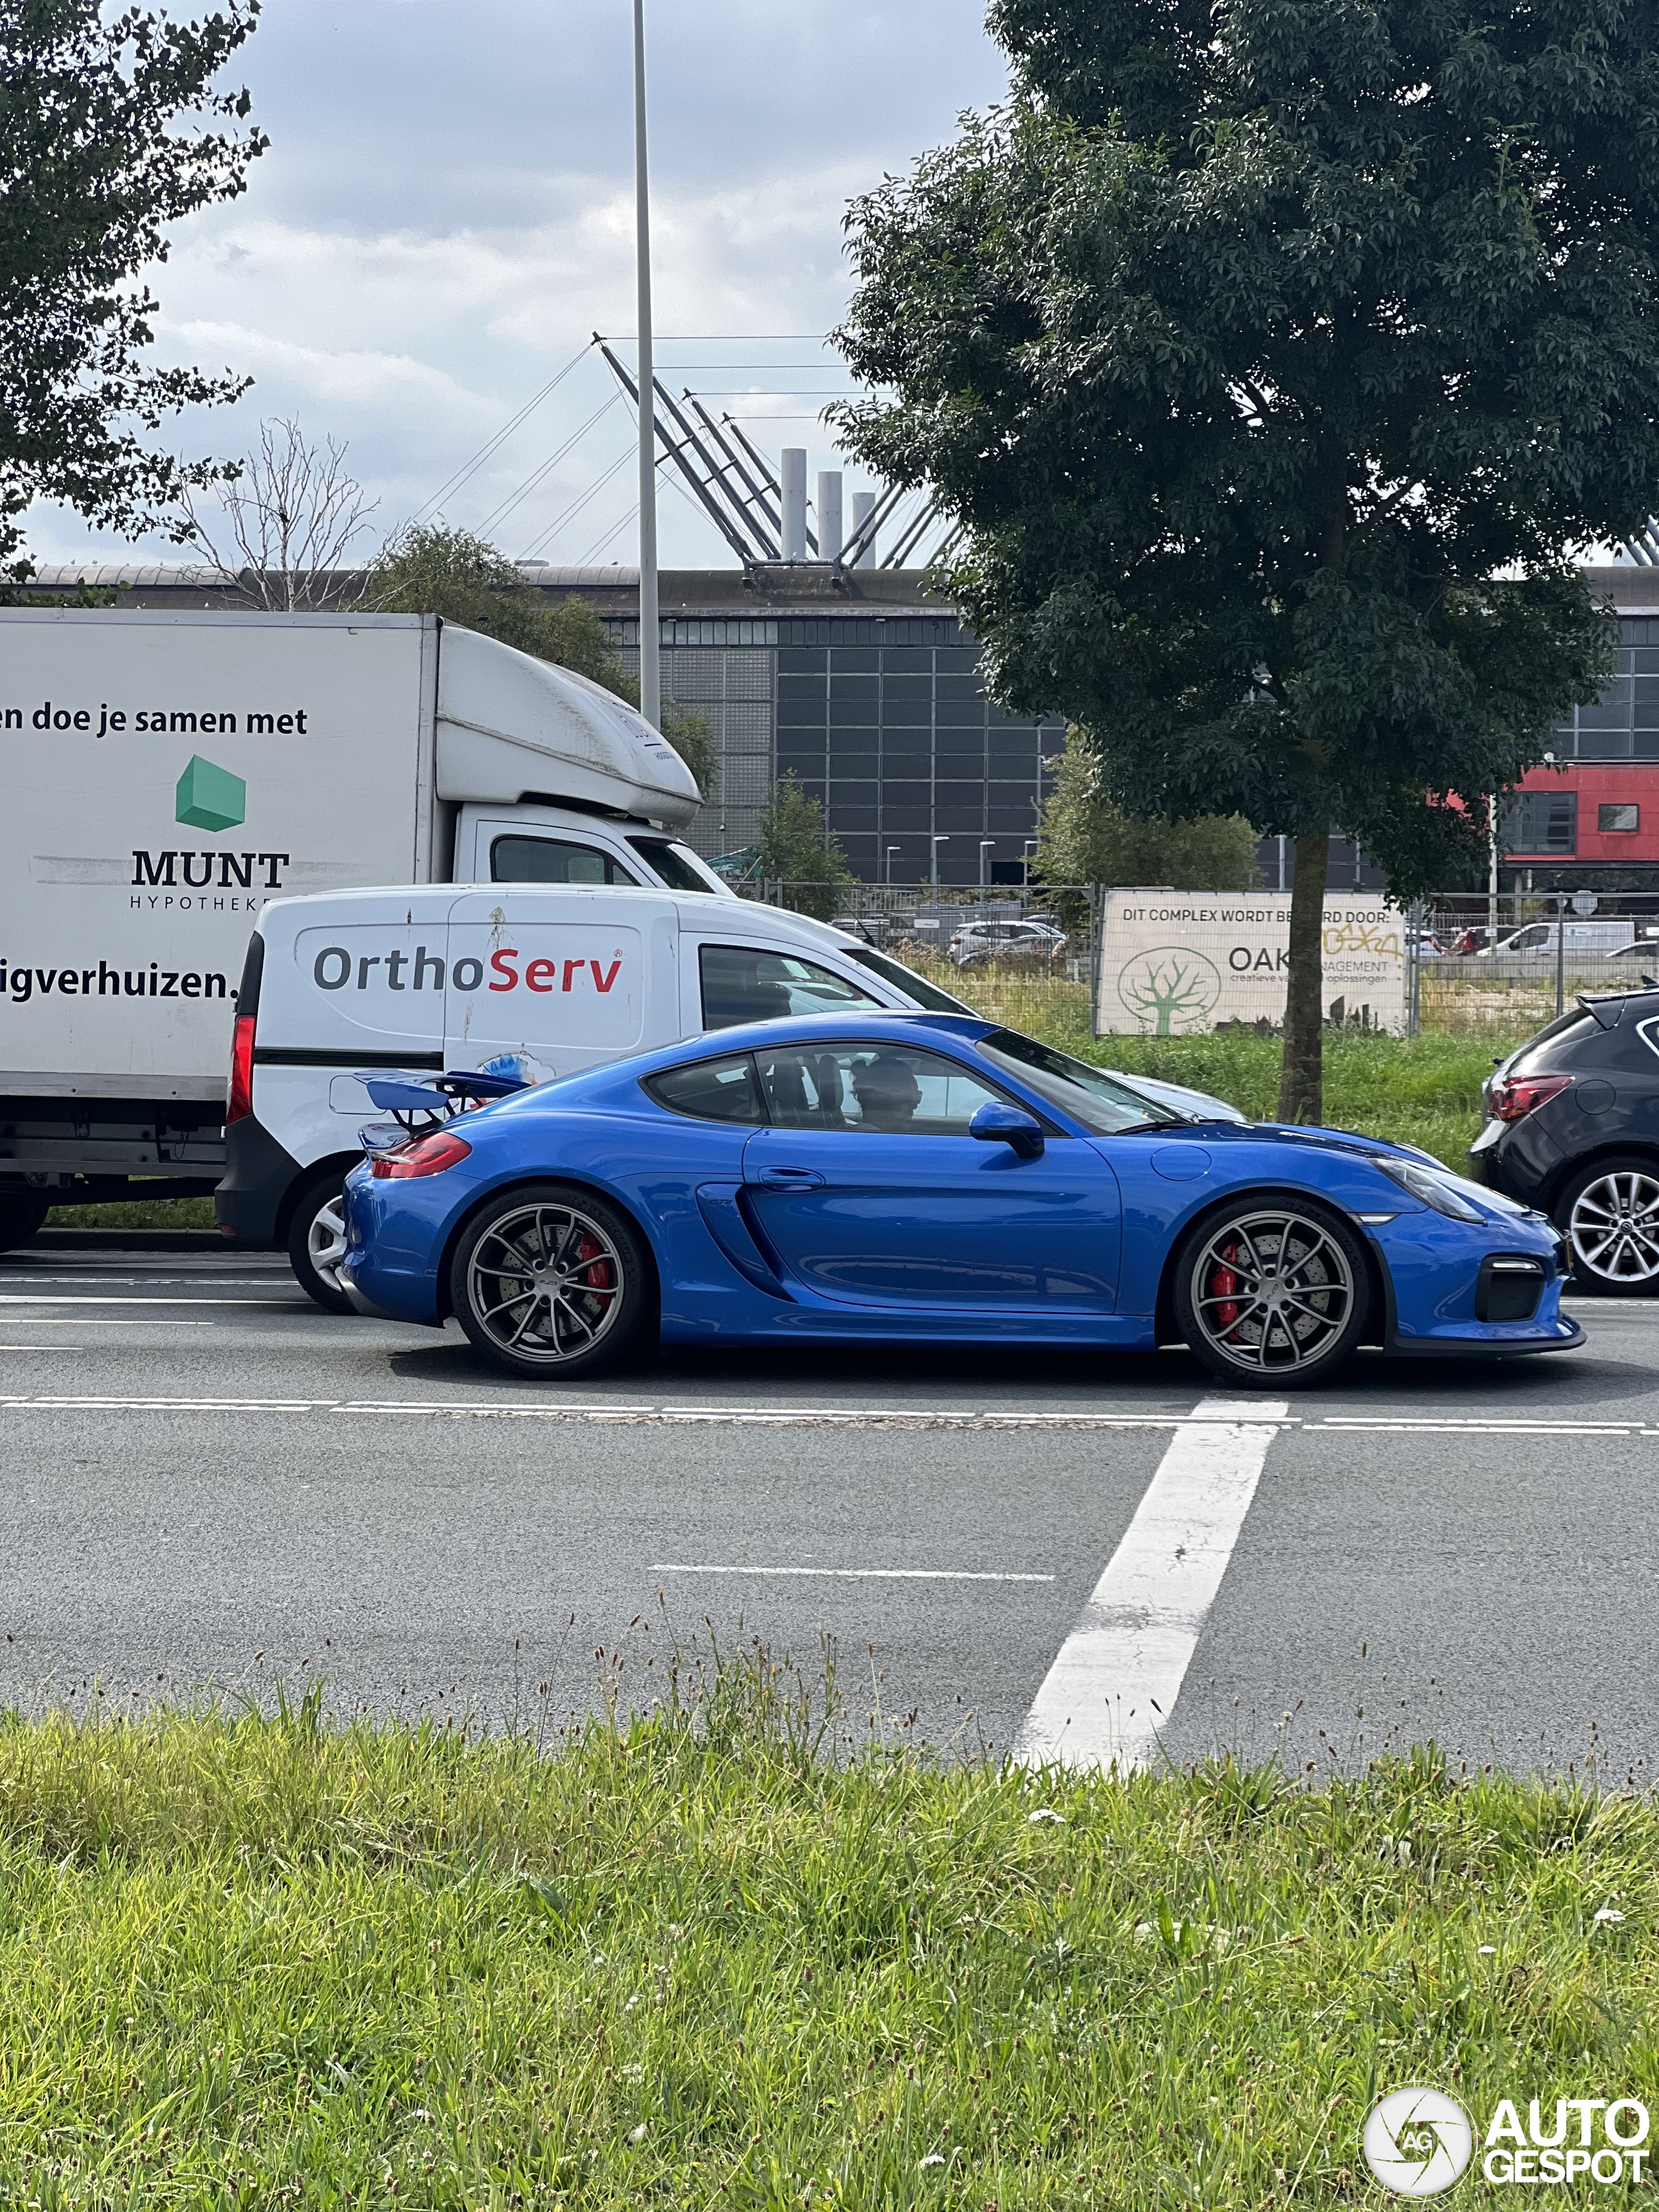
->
xmin=226 ymin=1014 xmax=255 ymax=1124
xmin=370 ymin=1130 xmax=473 ymax=1180
xmin=1489 ymin=1072 xmax=1573 ymax=1123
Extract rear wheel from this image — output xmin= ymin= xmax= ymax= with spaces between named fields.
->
xmin=1174 ymin=1198 xmax=1369 ymax=1388
xmin=450 ymin=1182 xmax=652 ymax=1380
xmin=1555 ymin=1154 xmax=1659 ymax=1295
xmin=286 ymin=1167 xmax=354 ymax=1315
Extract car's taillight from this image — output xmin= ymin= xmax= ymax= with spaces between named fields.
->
xmin=370 ymin=1130 xmax=473 ymax=1180
xmin=226 ymin=1014 xmax=255 ymax=1124
xmin=1489 ymin=1072 xmax=1573 ymax=1123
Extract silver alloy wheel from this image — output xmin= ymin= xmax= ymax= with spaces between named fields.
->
xmin=465 ymin=1201 xmax=626 ymax=1366
xmin=1189 ymin=1209 xmax=1355 ymax=1374
xmin=1568 ymin=1170 xmax=1659 ymax=1286
xmin=307 ymin=1194 xmax=349 ymax=1295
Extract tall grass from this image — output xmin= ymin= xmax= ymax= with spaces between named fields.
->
xmin=0 ymin=1668 xmax=1652 ymax=2209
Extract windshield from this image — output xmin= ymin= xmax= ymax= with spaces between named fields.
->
xmin=846 ymin=945 xmax=975 ymax=1013
xmin=976 ymin=1029 xmax=1181 ymax=1134
xmin=627 ymin=837 xmax=735 ymax=897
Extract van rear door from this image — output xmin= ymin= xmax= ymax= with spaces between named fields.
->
xmin=442 ymin=888 xmax=676 ymax=1082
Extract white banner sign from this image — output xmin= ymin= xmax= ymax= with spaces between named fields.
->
xmin=1098 ymin=891 xmax=1406 ymax=1035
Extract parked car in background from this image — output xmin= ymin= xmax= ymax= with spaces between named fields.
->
xmin=949 ymin=918 xmax=1068 ymax=968
xmin=1478 ymin=920 xmax=1645 ymax=962
xmin=1470 ymin=986 xmax=1659 ymax=1292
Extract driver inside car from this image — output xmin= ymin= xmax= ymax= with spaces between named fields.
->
xmin=849 ymin=1054 xmax=923 ymax=1130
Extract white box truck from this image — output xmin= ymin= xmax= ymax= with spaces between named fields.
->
xmin=0 ymin=606 xmax=722 ymax=1247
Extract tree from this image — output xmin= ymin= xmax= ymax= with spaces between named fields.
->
xmin=367 ymin=524 xmax=714 ymax=797
xmin=0 ymin=0 xmax=265 ymax=577
xmin=833 ymin=0 xmax=1652 ymax=1119
xmin=184 ymin=417 xmax=375 ymax=609
xmin=754 ymin=774 xmax=853 ymax=921
xmin=1036 ymin=725 xmax=1259 ymax=928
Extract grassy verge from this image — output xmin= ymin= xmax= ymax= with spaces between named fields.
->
xmin=43 ymin=1196 xmax=217 ymax=1231
xmin=0 ymin=1677 xmax=1651 ymax=2208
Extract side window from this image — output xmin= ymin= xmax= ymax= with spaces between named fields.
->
xmin=645 ymin=1051 xmax=767 ymax=1124
xmin=699 ymin=943 xmax=883 ymax=1029
xmin=491 ymin=835 xmax=638 ymax=886
xmin=752 ymin=1042 xmax=1006 ymax=1135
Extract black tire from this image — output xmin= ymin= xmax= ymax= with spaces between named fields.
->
xmin=1173 ymin=1195 xmax=1371 ymax=1389
xmin=0 ymin=1192 xmax=50 ymax=1253
xmin=1554 ymin=1154 xmax=1659 ymax=1296
xmin=449 ymin=1181 xmax=653 ymax=1380
xmin=286 ymin=1166 xmax=355 ymax=1316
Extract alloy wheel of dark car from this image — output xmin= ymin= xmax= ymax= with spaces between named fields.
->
xmin=1556 ymin=1154 xmax=1659 ymax=1296
xmin=1174 ymin=1200 xmax=1370 ymax=1387
xmin=450 ymin=1182 xmax=651 ymax=1379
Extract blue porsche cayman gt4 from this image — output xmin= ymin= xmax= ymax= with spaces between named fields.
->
xmin=339 ymin=1013 xmax=1581 ymax=1388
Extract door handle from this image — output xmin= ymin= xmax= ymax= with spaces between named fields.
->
xmin=756 ymin=1165 xmax=827 ymax=1191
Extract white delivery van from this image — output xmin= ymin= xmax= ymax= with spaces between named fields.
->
xmin=1479 ymin=920 xmax=1645 ymax=960
xmin=0 ymin=608 xmax=724 ymax=1243
xmin=220 ymin=883 xmax=986 ymax=1307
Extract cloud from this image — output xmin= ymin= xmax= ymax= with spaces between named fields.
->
xmin=23 ymin=0 xmax=1011 ymax=568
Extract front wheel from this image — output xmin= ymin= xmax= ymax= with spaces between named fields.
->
xmin=0 ymin=1191 xmax=50 ymax=1253
xmin=450 ymin=1182 xmax=653 ymax=1380
xmin=286 ymin=1167 xmax=355 ymax=1316
xmin=1555 ymin=1154 xmax=1659 ymax=1295
xmin=1173 ymin=1198 xmax=1370 ymax=1388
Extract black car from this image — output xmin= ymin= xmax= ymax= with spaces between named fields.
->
xmin=1469 ymin=987 xmax=1659 ymax=1292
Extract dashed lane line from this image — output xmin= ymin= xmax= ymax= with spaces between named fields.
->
xmin=652 ymin=1564 xmax=1055 ymax=1583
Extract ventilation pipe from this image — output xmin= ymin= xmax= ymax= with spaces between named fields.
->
xmin=780 ymin=449 xmax=808 ymax=561
xmin=817 ymin=471 xmax=843 ymax=563
xmin=850 ymin=489 xmax=876 ymax=568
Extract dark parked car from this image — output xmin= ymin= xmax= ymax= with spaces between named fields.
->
xmin=1470 ymin=988 xmax=1659 ymax=1291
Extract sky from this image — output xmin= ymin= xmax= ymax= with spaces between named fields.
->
xmin=29 ymin=0 xmax=1012 ymax=574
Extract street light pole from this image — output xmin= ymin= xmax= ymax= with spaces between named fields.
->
xmin=885 ymin=845 xmax=900 ymax=887
xmin=632 ymin=0 xmax=660 ymax=732
xmin=930 ymin=835 xmax=949 ymax=894
xmin=979 ymin=839 xmax=993 ymax=896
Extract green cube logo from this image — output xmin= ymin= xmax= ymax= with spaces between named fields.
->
xmin=176 ymin=755 xmax=246 ymax=832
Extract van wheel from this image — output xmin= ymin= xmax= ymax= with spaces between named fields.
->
xmin=287 ymin=1169 xmax=355 ymax=1315
xmin=1556 ymin=1155 xmax=1659 ymax=1294
xmin=450 ymin=1183 xmax=651 ymax=1380
xmin=1173 ymin=1197 xmax=1370 ymax=1388
xmin=0 ymin=1193 xmax=50 ymax=1253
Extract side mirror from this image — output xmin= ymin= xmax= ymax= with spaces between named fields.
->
xmin=969 ymin=1101 xmax=1045 ymax=1159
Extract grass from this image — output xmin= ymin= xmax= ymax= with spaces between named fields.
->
xmin=0 ymin=1654 xmax=1653 ymax=2211
xmin=43 ymin=1196 xmax=216 ymax=1231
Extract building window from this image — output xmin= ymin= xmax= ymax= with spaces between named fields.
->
xmin=1599 ymin=802 xmax=1640 ymax=833
xmin=1501 ymin=790 xmax=1577 ymax=856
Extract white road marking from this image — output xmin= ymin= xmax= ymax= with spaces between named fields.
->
xmin=0 ymin=1319 xmax=215 ymax=1328
xmin=0 ymin=1296 xmax=298 ymax=1308
xmin=1307 ymin=1417 xmax=1638 ymax=1434
xmin=652 ymin=1563 xmax=1054 ymax=1582
xmin=1014 ymin=1396 xmax=1288 ymax=1774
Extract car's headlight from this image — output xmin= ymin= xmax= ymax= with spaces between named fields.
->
xmin=1370 ymin=1155 xmax=1486 ymax=1222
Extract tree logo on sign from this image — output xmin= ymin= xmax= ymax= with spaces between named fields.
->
xmin=1117 ymin=947 xmax=1222 ymax=1034
xmin=1362 ymin=2088 xmax=1474 ymax=2198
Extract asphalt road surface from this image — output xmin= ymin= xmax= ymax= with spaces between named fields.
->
xmin=0 ymin=1239 xmax=1653 ymax=1780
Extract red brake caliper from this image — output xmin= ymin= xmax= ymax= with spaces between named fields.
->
xmin=1209 ymin=1242 xmax=1240 ymax=1332
xmin=576 ymin=1231 xmax=609 ymax=1292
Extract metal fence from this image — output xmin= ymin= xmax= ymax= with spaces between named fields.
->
xmin=751 ymin=881 xmax=1659 ymax=1043
xmin=1408 ymin=893 xmax=1659 ymax=1034
xmin=754 ymin=881 xmax=1102 ymax=1042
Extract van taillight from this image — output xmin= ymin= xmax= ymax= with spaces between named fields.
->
xmin=227 ymin=1014 xmax=255 ymax=1124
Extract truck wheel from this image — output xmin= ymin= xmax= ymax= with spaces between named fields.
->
xmin=0 ymin=1193 xmax=50 ymax=1253
xmin=450 ymin=1182 xmax=652 ymax=1380
xmin=286 ymin=1169 xmax=355 ymax=1315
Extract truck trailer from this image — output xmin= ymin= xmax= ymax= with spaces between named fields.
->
xmin=0 ymin=606 xmax=714 ymax=1260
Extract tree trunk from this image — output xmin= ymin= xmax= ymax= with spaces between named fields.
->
xmin=1277 ymin=828 xmax=1327 ymax=1124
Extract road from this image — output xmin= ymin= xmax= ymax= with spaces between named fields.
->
xmin=0 ymin=1239 xmax=1653 ymax=1780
